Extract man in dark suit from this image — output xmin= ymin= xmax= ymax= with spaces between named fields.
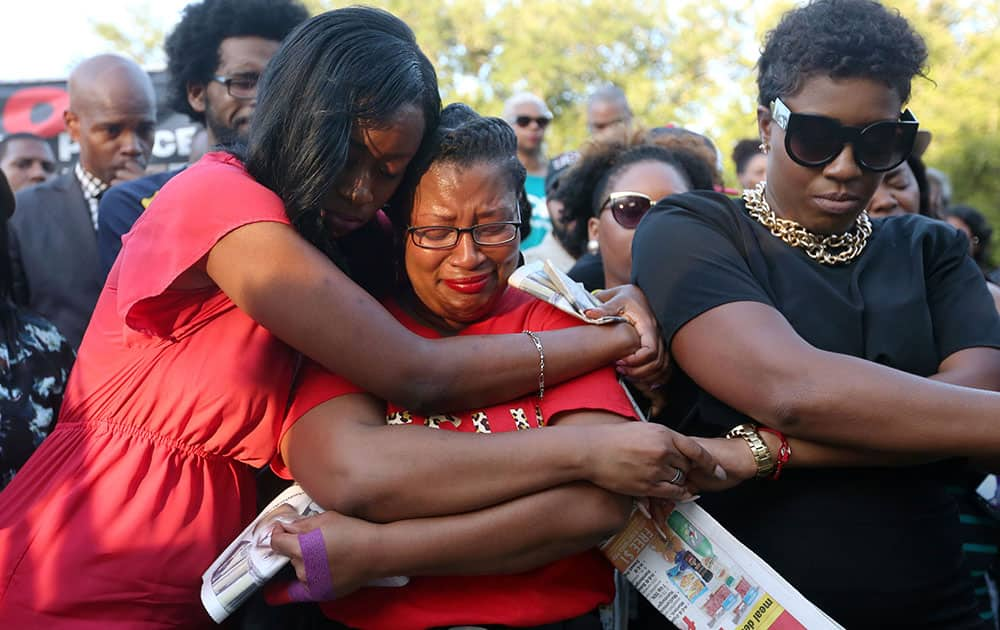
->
xmin=9 ymin=55 xmax=156 ymax=348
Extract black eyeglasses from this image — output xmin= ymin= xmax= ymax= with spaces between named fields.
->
xmin=770 ymin=97 xmax=919 ymax=172
xmin=212 ymin=73 xmax=260 ymax=99
xmin=599 ymin=192 xmax=660 ymax=229
xmin=514 ymin=116 xmax=551 ymax=129
xmin=407 ymin=221 xmax=521 ymax=249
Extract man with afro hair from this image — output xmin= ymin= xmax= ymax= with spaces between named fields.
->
xmin=97 ymin=0 xmax=308 ymax=276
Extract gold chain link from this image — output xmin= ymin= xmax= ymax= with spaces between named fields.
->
xmin=742 ymin=182 xmax=871 ymax=265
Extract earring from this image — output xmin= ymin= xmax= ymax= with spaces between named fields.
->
xmin=316 ymin=208 xmax=327 ymax=230
xmin=758 ymin=141 xmax=769 ymax=154
xmin=587 ymin=238 xmax=600 ymax=256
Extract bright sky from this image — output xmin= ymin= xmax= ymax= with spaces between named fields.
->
xmin=1 ymin=0 xmax=190 ymax=81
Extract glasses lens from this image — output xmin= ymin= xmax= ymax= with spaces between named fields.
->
xmin=609 ymin=195 xmax=653 ymax=229
xmin=536 ymin=117 xmax=551 ymax=129
xmin=473 ymin=222 xmax=518 ymax=245
xmin=787 ymin=115 xmax=843 ymax=165
xmin=227 ymin=75 xmax=259 ymax=98
xmin=411 ymin=227 xmax=457 ymax=248
xmin=857 ymin=121 xmax=916 ymax=171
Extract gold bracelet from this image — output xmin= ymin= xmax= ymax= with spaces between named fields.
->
xmin=725 ymin=423 xmax=775 ymax=479
xmin=523 ymin=330 xmax=544 ymax=400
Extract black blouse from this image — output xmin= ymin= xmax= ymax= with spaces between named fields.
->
xmin=632 ymin=191 xmax=1000 ymax=630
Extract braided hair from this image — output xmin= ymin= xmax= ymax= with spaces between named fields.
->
xmin=388 ymin=103 xmax=527 ymax=244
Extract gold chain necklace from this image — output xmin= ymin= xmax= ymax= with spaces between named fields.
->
xmin=742 ymin=183 xmax=871 ymax=265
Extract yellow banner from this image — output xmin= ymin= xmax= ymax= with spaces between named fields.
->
xmin=737 ymin=594 xmax=787 ymax=630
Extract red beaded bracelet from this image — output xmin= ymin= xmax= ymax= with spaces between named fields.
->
xmin=756 ymin=426 xmax=791 ymax=480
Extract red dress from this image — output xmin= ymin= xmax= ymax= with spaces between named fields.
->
xmin=274 ymin=290 xmax=636 ymax=630
xmin=0 ymin=153 xmax=298 ymax=628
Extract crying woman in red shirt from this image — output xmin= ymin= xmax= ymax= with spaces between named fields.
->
xmin=267 ymin=104 xmax=721 ymax=630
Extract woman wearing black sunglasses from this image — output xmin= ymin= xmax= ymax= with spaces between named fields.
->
xmin=631 ymin=1 xmax=1000 ymax=628
xmin=562 ymin=139 xmax=716 ymax=291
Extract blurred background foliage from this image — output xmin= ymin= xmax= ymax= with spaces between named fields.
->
xmin=96 ymin=0 xmax=1000 ymax=218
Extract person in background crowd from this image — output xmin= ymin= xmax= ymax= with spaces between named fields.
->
xmin=926 ymin=165 xmax=953 ymax=216
xmin=587 ymin=85 xmax=634 ymax=144
xmin=0 ymin=134 xmax=56 ymax=193
xmin=266 ymin=104 xmax=715 ymax=630
xmin=503 ymin=92 xmax=556 ymax=259
xmin=543 ymin=150 xmax=583 ymax=263
xmin=8 ymin=54 xmax=156 ymax=348
xmin=515 ymin=148 xmax=579 ymax=270
xmin=631 ymin=1 xmax=1000 ymax=627
xmin=0 ymin=9 xmax=666 ymax=627
xmin=867 ymin=129 xmax=933 ymax=218
xmin=645 ymin=125 xmax=725 ymax=190
xmin=731 ymin=138 xmax=767 ymax=191
xmin=564 ymin=136 xmax=715 ymax=291
xmin=944 ymin=205 xmax=995 ymax=277
xmin=504 ymin=91 xmax=551 ymax=183
xmin=0 ymin=171 xmax=74 ymax=491
xmin=97 ymin=0 xmax=309 ymax=277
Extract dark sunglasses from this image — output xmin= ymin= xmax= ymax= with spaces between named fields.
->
xmin=771 ymin=97 xmax=919 ymax=172
xmin=514 ymin=116 xmax=551 ymax=129
xmin=599 ymin=192 xmax=659 ymax=229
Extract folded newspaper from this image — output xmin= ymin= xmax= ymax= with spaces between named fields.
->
xmin=200 ymin=484 xmax=406 ymax=623
xmin=602 ymin=500 xmax=843 ymax=630
xmin=508 ymin=260 xmax=626 ymax=324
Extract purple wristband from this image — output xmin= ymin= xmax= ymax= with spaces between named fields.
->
xmin=287 ymin=528 xmax=335 ymax=602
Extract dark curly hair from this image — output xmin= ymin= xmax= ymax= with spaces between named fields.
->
xmin=757 ymin=0 xmax=928 ymax=107
xmin=164 ymin=0 xmax=309 ymax=123
xmin=559 ymin=143 xmax=714 ymax=258
xmin=388 ymin=103 xmax=527 ymax=246
xmin=732 ymin=138 xmax=764 ymax=175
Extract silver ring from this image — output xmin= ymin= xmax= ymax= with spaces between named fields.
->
xmin=669 ymin=468 xmax=685 ymax=485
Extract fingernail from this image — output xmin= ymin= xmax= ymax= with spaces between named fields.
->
xmin=615 ymin=360 xmax=627 ymax=367
xmin=714 ymin=465 xmax=727 ymax=480
xmin=680 ymin=495 xmax=701 ymax=504
xmin=650 ymin=383 xmax=663 ymax=391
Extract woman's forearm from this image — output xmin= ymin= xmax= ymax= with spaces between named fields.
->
xmin=367 ymin=482 xmax=631 ymax=577
xmin=207 ymin=222 xmax=637 ymax=412
xmin=767 ymin=352 xmax=1000 ymax=468
xmin=406 ymin=324 xmax=637 ymax=412
xmin=768 ymin=351 xmax=1000 ymax=455
xmin=289 ymin=407 xmax=600 ymax=522
xmin=673 ymin=301 xmax=1000 ymax=457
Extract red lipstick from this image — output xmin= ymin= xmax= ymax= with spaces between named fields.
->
xmin=443 ymin=274 xmax=490 ymax=294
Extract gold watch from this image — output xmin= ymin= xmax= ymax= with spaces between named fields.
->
xmin=725 ymin=423 xmax=775 ymax=480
